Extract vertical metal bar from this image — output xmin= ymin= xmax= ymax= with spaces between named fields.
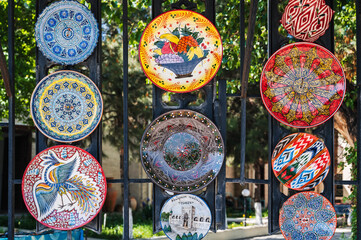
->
xmin=85 ymin=0 xmax=103 ymax=233
xmin=151 ymin=0 xmax=222 ymax=232
xmin=35 ymin=0 xmax=51 ymax=233
xmin=315 ymin=0 xmax=335 ymax=206
xmin=8 ymin=0 xmax=15 ymax=239
xmin=240 ymin=0 xmax=257 ymax=185
xmin=150 ymin=0 xmax=167 ymax=233
xmin=215 ymin=78 xmax=227 ymax=230
xmin=151 ymin=0 xmax=164 ymax=119
xmin=356 ymin=0 xmax=361 ymax=238
xmin=205 ymin=0 xmax=226 ymax=231
xmin=239 ymin=0 xmax=246 ymax=183
xmin=267 ymin=0 xmax=286 ymax=234
xmin=122 ymin=0 xmax=130 ymax=238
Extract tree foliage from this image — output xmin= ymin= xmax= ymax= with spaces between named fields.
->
xmin=0 ymin=0 xmax=36 ymax=124
xmin=334 ymin=0 xmax=357 ymax=145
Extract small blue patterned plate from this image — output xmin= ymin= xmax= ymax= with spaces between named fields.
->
xmin=31 ymin=70 xmax=103 ymax=142
xmin=35 ymin=0 xmax=99 ymax=65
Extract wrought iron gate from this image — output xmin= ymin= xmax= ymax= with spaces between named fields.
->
xmin=4 ymin=0 xmax=361 ymax=239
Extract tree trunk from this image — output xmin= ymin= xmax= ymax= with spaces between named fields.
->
xmin=254 ymin=159 xmax=263 ymax=202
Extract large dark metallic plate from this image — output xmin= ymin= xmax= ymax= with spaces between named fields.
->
xmin=140 ymin=110 xmax=224 ymax=193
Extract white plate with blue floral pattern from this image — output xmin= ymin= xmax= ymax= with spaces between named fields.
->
xmin=30 ymin=70 xmax=102 ymax=142
xmin=35 ymin=0 xmax=99 ymax=65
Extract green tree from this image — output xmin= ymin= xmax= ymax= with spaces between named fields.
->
xmin=0 ymin=0 xmax=36 ymax=124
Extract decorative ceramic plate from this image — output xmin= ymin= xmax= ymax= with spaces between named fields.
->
xmin=31 ymin=71 xmax=103 ymax=143
xmin=35 ymin=0 xmax=99 ymax=65
xmin=140 ymin=110 xmax=224 ymax=193
xmin=160 ymin=194 xmax=211 ymax=240
xmin=280 ymin=192 xmax=336 ymax=240
xmin=281 ymin=0 xmax=334 ymax=42
xmin=22 ymin=145 xmax=107 ymax=230
xmin=260 ymin=42 xmax=345 ymax=128
xmin=139 ymin=10 xmax=223 ymax=93
xmin=272 ymin=132 xmax=330 ymax=190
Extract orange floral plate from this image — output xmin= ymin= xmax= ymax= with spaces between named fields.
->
xmin=139 ymin=10 xmax=223 ymax=93
xmin=260 ymin=42 xmax=345 ymax=128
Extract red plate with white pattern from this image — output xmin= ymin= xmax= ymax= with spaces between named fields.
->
xmin=22 ymin=145 xmax=106 ymax=230
xmin=281 ymin=0 xmax=334 ymax=42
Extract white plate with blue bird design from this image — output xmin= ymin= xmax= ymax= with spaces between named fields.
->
xmin=35 ymin=0 xmax=99 ymax=65
xmin=22 ymin=145 xmax=107 ymax=230
xmin=30 ymin=70 xmax=103 ymax=143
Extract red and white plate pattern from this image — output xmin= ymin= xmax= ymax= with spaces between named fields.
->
xmin=22 ymin=145 xmax=107 ymax=230
xmin=281 ymin=0 xmax=334 ymax=42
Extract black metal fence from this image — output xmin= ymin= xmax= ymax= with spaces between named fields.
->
xmin=4 ymin=0 xmax=361 ymax=239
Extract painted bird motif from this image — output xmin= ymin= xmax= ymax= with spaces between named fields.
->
xmin=33 ymin=149 xmax=100 ymax=219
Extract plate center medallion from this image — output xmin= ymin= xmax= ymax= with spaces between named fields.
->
xmin=52 ymin=90 xmax=84 ymax=123
xmin=163 ymin=132 xmax=201 ymax=171
xmin=293 ymin=77 xmax=309 ymax=94
xmin=55 ymin=20 xmax=82 ymax=47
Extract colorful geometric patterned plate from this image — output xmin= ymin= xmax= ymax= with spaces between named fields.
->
xmin=160 ymin=194 xmax=211 ymax=240
xmin=22 ymin=145 xmax=107 ymax=230
xmin=30 ymin=71 xmax=103 ymax=143
xmin=272 ymin=133 xmax=330 ymax=191
xmin=281 ymin=0 xmax=334 ymax=42
xmin=139 ymin=10 xmax=223 ymax=93
xmin=279 ymin=192 xmax=336 ymax=240
xmin=140 ymin=110 xmax=224 ymax=193
xmin=35 ymin=0 xmax=99 ymax=65
xmin=260 ymin=42 xmax=345 ymax=128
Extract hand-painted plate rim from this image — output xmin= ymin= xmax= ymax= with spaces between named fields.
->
xmin=160 ymin=193 xmax=212 ymax=240
xmin=30 ymin=70 xmax=103 ymax=143
xmin=140 ymin=109 xmax=225 ymax=193
xmin=271 ymin=132 xmax=331 ymax=191
xmin=260 ymin=42 xmax=345 ymax=128
xmin=139 ymin=9 xmax=223 ymax=93
xmin=21 ymin=145 xmax=107 ymax=230
xmin=35 ymin=0 xmax=99 ymax=65
xmin=279 ymin=191 xmax=337 ymax=240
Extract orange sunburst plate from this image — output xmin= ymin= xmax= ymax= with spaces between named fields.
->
xmin=260 ymin=42 xmax=345 ymax=128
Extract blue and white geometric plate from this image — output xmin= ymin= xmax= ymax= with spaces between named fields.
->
xmin=279 ymin=192 xmax=337 ymax=240
xmin=30 ymin=70 xmax=102 ymax=142
xmin=35 ymin=0 xmax=99 ymax=65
